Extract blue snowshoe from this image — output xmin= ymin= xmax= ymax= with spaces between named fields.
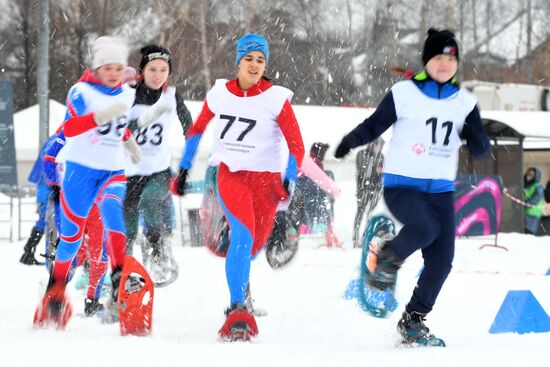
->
xmin=358 ymin=215 xmax=399 ymax=318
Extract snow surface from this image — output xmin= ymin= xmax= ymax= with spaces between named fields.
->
xmin=1 ymin=171 xmax=550 ymax=367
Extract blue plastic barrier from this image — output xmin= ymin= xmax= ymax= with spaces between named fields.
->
xmin=489 ymin=290 xmax=550 ymax=334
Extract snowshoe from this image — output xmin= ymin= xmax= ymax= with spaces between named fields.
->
xmin=101 ymin=298 xmax=119 ymax=324
xmin=20 ymin=250 xmax=44 ymax=265
xmin=20 ymin=228 xmax=44 ymax=265
xmin=219 ymin=304 xmax=258 ymax=342
xmin=142 ymin=236 xmax=179 ymax=288
xmin=358 ymin=215 xmax=399 ymax=318
xmin=265 ymin=210 xmax=299 ymax=269
xmin=352 ymin=139 xmax=385 ymax=248
xmin=101 ymin=267 xmax=122 ymax=324
xmin=360 ymin=285 xmax=398 ymax=318
xmin=245 ymin=283 xmax=267 ymax=317
xmin=201 ymin=166 xmax=231 ymax=257
xmin=84 ymin=297 xmax=104 ymax=317
xmin=33 ymin=282 xmax=73 ymax=330
xmin=364 ymin=232 xmax=402 ymax=292
xmin=397 ymin=311 xmax=446 ymax=347
xmin=117 ymin=256 xmax=154 ymax=336
xmin=205 ymin=215 xmax=230 ymax=257
xmin=41 ymin=238 xmax=59 ymax=273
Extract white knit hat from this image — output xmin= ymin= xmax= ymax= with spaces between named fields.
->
xmin=91 ymin=36 xmax=129 ymax=69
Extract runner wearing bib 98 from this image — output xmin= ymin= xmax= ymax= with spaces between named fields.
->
xmin=172 ymin=34 xmax=305 ymax=341
xmin=34 ymin=36 xmax=139 ymax=329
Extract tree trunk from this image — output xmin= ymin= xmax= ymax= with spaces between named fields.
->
xmin=484 ymin=0 xmax=492 ymax=75
xmin=75 ymin=1 xmax=85 ymax=73
xmin=37 ymin=0 xmax=50 ymax=149
xmin=246 ymin=0 xmax=254 ymax=33
xmin=387 ymin=0 xmax=397 ymax=73
xmin=419 ymin=0 xmax=433 ymax=45
xmin=101 ymin=0 xmax=109 ymax=35
xmin=346 ymin=0 xmax=353 ymax=39
xmin=198 ymin=0 xmax=211 ymax=92
xmin=471 ymin=0 xmax=479 ymax=67
xmin=444 ymin=3 xmax=455 ymax=29
xmin=22 ymin=0 xmax=33 ymax=108
xmin=154 ymin=0 xmax=167 ymax=45
xmin=525 ymin=0 xmax=532 ymax=83
xmin=458 ymin=0 xmax=465 ymax=76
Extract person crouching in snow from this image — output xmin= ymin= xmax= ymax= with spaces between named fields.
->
xmin=334 ymin=28 xmax=490 ymax=346
xmin=34 ymin=36 xmax=142 ymax=329
xmin=172 ymin=33 xmax=305 ymax=341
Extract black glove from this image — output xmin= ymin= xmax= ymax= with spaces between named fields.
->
xmin=50 ymin=185 xmax=60 ymax=203
xmin=334 ymin=138 xmax=351 ymax=158
xmin=171 ymin=169 xmax=189 ymax=196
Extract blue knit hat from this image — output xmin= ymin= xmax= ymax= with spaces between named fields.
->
xmin=235 ymin=34 xmax=269 ymax=66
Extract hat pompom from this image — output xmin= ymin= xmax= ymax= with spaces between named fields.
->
xmin=427 ymin=27 xmax=439 ymax=36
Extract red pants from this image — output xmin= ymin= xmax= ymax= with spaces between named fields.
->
xmin=76 ymin=204 xmax=109 ymax=300
xmin=217 ymin=163 xmax=286 ymax=305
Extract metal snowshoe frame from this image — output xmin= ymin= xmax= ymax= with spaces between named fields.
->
xmin=138 ymin=233 xmax=179 ymax=288
xmin=42 ymin=194 xmax=59 ymax=272
xmin=199 ymin=165 xmax=301 ymax=268
xmin=265 ymin=208 xmax=300 ymax=269
xmin=353 ymin=138 xmax=385 ymax=248
xmin=358 ymin=214 xmax=398 ymax=318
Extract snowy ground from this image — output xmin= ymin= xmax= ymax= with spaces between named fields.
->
xmin=1 ymin=171 xmax=550 ymax=366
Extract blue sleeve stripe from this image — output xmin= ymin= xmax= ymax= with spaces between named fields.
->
xmin=67 ymin=87 xmax=87 ymax=118
xmin=285 ymin=154 xmax=298 ymax=183
xmin=179 ymin=134 xmax=202 ymax=170
xmin=383 ymin=173 xmax=455 ymax=193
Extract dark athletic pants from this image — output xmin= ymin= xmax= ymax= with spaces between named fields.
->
xmin=384 ymin=187 xmax=455 ymax=315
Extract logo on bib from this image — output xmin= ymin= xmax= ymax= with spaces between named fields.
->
xmin=412 ymin=143 xmax=426 ymax=156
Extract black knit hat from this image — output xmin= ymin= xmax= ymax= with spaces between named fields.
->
xmin=139 ymin=45 xmax=172 ymax=74
xmin=422 ymin=28 xmax=459 ymax=65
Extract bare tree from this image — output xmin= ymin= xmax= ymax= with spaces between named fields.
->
xmin=525 ymin=0 xmax=532 ymax=82
xmin=37 ymin=0 xmax=50 ymax=148
xmin=471 ymin=0 xmax=480 ymax=65
xmin=419 ymin=0 xmax=433 ymax=41
xmin=444 ymin=2 xmax=456 ymax=29
xmin=346 ymin=0 xmax=353 ymax=39
xmin=12 ymin=0 xmax=36 ymax=108
xmin=246 ymin=0 xmax=254 ymax=33
xmin=198 ymin=0 xmax=212 ymax=91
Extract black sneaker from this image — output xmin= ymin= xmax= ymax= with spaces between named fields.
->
xmin=397 ymin=311 xmax=445 ymax=347
xmin=84 ymin=298 xmax=104 ymax=317
xmin=365 ymin=235 xmax=403 ymax=291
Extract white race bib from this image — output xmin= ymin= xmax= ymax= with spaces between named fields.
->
xmin=383 ymin=80 xmax=477 ymax=181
